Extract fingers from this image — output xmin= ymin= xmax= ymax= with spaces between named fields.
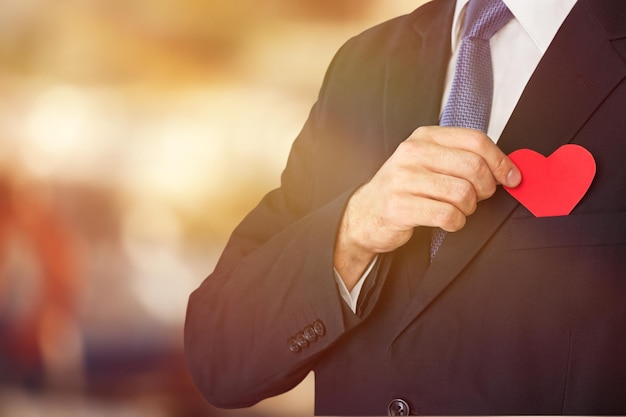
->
xmin=341 ymin=180 xmax=467 ymax=258
xmin=406 ymin=126 xmax=521 ymax=199
xmin=336 ymin=126 xmax=522 ymax=257
xmin=395 ymin=169 xmax=478 ymax=217
xmin=386 ymin=194 xmax=468 ymax=232
xmin=423 ymin=126 xmax=521 ymax=188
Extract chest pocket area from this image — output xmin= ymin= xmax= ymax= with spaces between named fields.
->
xmin=507 ymin=211 xmax=626 ymax=250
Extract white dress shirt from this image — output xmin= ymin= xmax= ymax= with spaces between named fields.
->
xmin=336 ymin=0 xmax=578 ymax=313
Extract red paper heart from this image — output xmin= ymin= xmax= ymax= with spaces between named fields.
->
xmin=503 ymin=144 xmax=596 ymax=217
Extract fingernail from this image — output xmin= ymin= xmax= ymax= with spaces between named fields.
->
xmin=507 ymin=168 xmax=521 ymax=187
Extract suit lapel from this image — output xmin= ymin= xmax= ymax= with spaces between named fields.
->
xmin=498 ymin=0 xmax=626 ymax=156
xmin=392 ymin=0 xmax=626 ymax=339
xmin=382 ymin=0 xmax=454 ymax=155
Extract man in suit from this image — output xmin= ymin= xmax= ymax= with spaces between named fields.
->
xmin=185 ymin=0 xmax=626 ymax=415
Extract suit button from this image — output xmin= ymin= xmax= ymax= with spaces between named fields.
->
xmin=295 ymin=332 xmax=309 ymax=348
xmin=287 ymin=337 xmax=301 ymax=353
xmin=313 ymin=320 xmax=326 ymax=336
xmin=304 ymin=326 xmax=318 ymax=342
xmin=388 ymin=398 xmax=410 ymax=416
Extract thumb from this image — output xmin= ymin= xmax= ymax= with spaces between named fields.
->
xmin=496 ymin=155 xmax=522 ymax=188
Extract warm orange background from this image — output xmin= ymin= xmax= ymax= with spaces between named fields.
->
xmin=0 ymin=1 xmax=427 ymax=415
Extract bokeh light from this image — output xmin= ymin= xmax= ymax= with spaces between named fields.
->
xmin=0 ymin=1 xmax=427 ymax=415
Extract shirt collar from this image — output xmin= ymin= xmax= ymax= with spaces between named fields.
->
xmin=451 ymin=0 xmax=578 ymax=53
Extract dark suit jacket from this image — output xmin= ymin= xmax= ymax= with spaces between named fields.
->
xmin=185 ymin=0 xmax=626 ymax=414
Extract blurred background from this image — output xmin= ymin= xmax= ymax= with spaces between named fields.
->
xmin=0 ymin=0 xmax=428 ymax=415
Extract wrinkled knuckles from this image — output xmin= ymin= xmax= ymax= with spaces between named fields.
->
xmin=464 ymin=129 xmax=490 ymax=150
xmin=450 ymin=181 xmax=477 ymax=215
xmin=479 ymin=180 xmax=497 ymax=200
xmin=411 ymin=125 xmax=436 ymax=139
xmin=435 ymin=205 xmax=466 ymax=232
xmin=464 ymin=153 xmax=490 ymax=177
xmin=396 ymin=138 xmax=427 ymax=161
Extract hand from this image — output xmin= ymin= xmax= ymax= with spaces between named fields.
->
xmin=334 ymin=126 xmax=521 ymax=289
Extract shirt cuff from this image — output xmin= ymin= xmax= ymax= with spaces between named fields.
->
xmin=333 ymin=255 xmax=379 ymax=314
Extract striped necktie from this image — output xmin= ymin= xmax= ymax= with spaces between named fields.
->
xmin=430 ymin=0 xmax=513 ymax=260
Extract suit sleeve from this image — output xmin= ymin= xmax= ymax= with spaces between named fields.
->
xmin=183 ymin=33 xmax=394 ymax=408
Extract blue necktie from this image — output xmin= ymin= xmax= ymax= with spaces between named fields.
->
xmin=430 ymin=0 xmax=513 ymax=260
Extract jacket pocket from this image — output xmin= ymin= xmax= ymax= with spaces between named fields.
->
xmin=507 ymin=211 xmax=626 ymax=250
